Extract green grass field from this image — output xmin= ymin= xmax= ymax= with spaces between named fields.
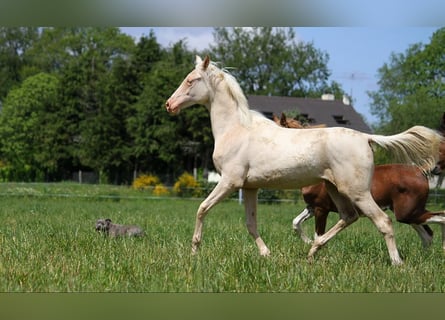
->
xmin=0 ymin=182 xmax=444 ymax=292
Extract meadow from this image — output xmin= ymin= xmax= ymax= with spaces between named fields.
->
xmin=0 ymin=182 xmax=444 ymax=292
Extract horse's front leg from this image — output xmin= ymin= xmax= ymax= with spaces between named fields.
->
xmin=243 ymin=188 xmax=270 ymax=256
xmin=292 ymin=207 xmax=314 ymax=244
xmin=192 ymin=180 xmax=236 ymax=254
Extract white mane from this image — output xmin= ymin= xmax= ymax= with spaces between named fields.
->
xmin=206 ymin=62 xmax=253 ymax=127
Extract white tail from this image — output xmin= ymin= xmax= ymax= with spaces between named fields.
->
xmin=369 ymin=126 xmax=442 ymax=173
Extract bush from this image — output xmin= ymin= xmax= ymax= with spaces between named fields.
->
xmin=173 ymin=172 xmax=202 ymax=197
xmin=258 ymin=188 xmax=301 ymax=204
xmin=0 ymin=161 xmax=42 ymax=182
xmin=153 ymin=184 xmax=170 ymax=196
xmin=258 ymin=189 xmax=282 ymax=204
xmin=132 ymin=174 xmax=170 ymax=196
xmin=132 ymin=174 xmax=160 ymax=190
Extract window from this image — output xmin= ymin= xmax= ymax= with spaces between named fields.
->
xmin=332 ymin=115 xmax=350 ymax=125
xmin=262 ymin=111 xmax=273 ymax=119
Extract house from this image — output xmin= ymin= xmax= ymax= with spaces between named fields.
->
xmin=247 ymin=94 xmax=372 ymax=133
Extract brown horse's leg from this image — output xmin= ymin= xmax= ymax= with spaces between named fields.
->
xmin=191 ymin=179 xmax=237 ymax=254
xmin=292 ymin=207 xmax=314 ymax=244
xmin=314 ymin=207 xmax=329 ymax=238
xmin=401 ymin=210 xmax=445 ymax=250
xmin=243 ymin=188 xmax=270 ymax=256
xmin=391 ymin=192 xmax=434 ymax=247
xmin=420 ymin=213 xmax=445 ymax=250
xmin=410 ymin=224 xmax=433 ymax=248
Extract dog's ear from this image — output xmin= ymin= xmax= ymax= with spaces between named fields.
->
xmin=105 ymin=218 xmax=112 ymax=226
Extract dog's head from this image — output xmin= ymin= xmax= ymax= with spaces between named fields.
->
xmin=95 ymin=218 xmax=112 ymax=233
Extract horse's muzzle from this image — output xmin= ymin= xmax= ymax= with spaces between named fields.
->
xmin=165 ymin=100 xmax=171 ymax=111
xmin=165 ymin=99 xmax=179 ymax=114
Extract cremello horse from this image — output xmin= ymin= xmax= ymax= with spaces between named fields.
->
xmin=165 ymin=56 xmax=442 ymax=265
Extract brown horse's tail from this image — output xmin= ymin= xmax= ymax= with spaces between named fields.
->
xmin=368 ymin=126 xmax=443 ymax=174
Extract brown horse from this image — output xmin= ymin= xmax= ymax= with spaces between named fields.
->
xmin=272 ymin=112 xmax=326 ymax=128
xmin=277 ymin=112 xmax=445 ymax=250
xmin=294 ymin=164 xmax=445 ymax=249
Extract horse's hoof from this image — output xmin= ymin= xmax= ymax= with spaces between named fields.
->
xmin=307 ymin=255 xmax=315 ymax=264
xmin=391 ymin=259 xmax=404 ymax=266
xmin=191 ymin=245 xmax=199 ymax=255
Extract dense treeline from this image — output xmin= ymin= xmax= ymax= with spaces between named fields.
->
xmin=0 ymin=27 xmax=206 ymax=183
xmin=0 ymin=27 xmax=344 ymax=184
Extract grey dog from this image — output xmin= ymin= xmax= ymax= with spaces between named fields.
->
xmin=95 ymin=218 xmax=145 ymax=237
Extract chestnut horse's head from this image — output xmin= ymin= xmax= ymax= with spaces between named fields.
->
xmin=432 ymin=136 xmax=445 ymax=175
xmin=274 ymin=112 xmax=326 ymax=129
xmin=432 ymin=112 xmax=445 ymax=175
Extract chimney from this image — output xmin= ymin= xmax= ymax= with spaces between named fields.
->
xmin=321 ymin=94 xmax=335 ymax=101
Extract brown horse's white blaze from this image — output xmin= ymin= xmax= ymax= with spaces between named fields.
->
xmin=165 ymin=55 xmax=443 ymax=265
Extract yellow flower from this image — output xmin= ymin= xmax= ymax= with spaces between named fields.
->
xmin=153 ymin=184 xmax=169 ymax=196
xmin=173 ymin=172 xmax=202 ymax=197
xmin=132 ymin=174 xmax=160 ymax=190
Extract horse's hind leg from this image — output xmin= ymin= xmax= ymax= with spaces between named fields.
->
xmin=243 ymin=188 xmax=270 ymax=256
xmin=355 ymin=194 xmax=403 ymax=265
xmin=410 ymin=224 xmax=433 ymax=248
xmin=421 ymin=213 xmax=445 ymax=250
xmin=192 ymin=179 xmax=237 ymax=254
xmin=307 ymin=183 xmax=359 ymax=260
xmin=307 ymin=219 xmax=351 ymax=261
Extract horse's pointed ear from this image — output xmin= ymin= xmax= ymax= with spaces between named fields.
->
xmin=202 ymin=55 xmax=210 ymax=70
xmin=280 ymin=113 xmax=287 ymax=127
xmin=195 ymin=55 xmax=203 ymax=65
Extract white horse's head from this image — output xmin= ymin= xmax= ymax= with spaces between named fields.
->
xmin=165 ymin=55 xmax=212 ymax=114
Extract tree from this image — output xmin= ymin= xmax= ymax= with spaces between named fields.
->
xmin=127 ymin=40 xmax=197 ymax=179
xmin=53 ymin=28 xmax=136 ymax=183
xmin=0 ymin=73 xmax=60 ymax=181
xmin=0 ymin=27 xmax=39 ymax=100
xmin=369 ymin=28 xmax=445 ymax=134
xmin=131 ymin=30 xmax=162 ymax=83
xmin=210 ymin=27 xmax=344 ymax=98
